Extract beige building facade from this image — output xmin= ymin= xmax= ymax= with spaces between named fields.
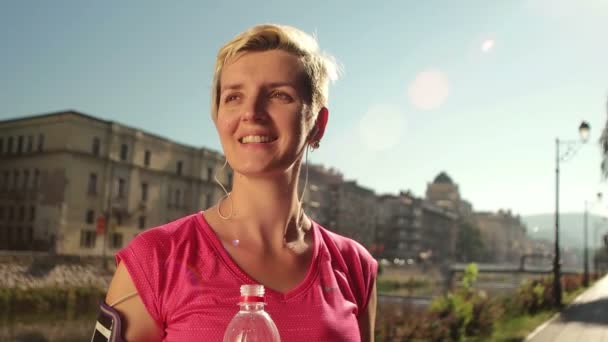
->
xmin=474 ymin=210 xmax=528 ymax=264
xmin=0 ymin=110 xmax=230 ymax=256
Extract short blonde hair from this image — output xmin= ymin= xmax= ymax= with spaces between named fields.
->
xmin=211 ymin=24 xmax=339 ymax=120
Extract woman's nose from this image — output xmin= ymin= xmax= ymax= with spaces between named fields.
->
xmin=241 ymin=96 xmax=268 ymax=123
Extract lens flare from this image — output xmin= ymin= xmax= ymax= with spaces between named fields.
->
xmin=407 ymin=69 xmax=450 ymax=110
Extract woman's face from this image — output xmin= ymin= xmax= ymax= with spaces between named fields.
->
xmin=215 ymin=49 xmax=315 ymax=177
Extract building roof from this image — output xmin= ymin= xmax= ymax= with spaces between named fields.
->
xmin=0 ymin=109 xmax=223 ymax=157
xmin=433 ymin=171 xmax=454 ymax=184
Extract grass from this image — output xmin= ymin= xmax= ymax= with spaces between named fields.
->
xmin=490 ymin=311 xmax=556 ymax=342
xmin=488 ymin=281 xmax=594 ymax=342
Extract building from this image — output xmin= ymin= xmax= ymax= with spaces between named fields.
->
xmin=0 ymin=110 xmax=229 ymax=255
xmin=426 ymin=172 xmax=461 ymax=212
xmin=420 ymin=200 xmax=459 ymax=263
xmin=375 ymin=191 xmax=422 ymax=261
xmin=299 ymin=164 xmax=343 ymax=227
xmin=474 ymin=210 xmax=528 ymax=264
xmin=329 ymin=181 xmax=378 ymax=249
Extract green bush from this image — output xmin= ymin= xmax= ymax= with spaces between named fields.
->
xmin=377 ymin=268 xmax=591 ymax=341
xmin=426 ymin=263 xmax=501 ymax=341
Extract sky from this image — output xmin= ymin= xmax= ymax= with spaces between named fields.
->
xmin=1 ymin=0 xmax=607 ymax=216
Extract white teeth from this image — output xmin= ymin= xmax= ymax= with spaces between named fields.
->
xmin=241 ymin=135 xmax=274 ymax=144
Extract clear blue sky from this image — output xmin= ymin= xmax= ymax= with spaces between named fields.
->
xmin=2 ymin=0 xmax=607 ymax=216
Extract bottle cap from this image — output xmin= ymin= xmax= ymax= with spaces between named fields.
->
xmin=240 ymin=284 xmax=265 ymax=303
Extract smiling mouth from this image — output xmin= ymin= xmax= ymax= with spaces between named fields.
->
xmin=239 ymin=135 xmax=278 ymax=144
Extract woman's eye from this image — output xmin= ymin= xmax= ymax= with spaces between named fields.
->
xmin=270 ymin=91 xmax=293 ymax=102
xmin=224 ymin=93 xmax=240 ymax=103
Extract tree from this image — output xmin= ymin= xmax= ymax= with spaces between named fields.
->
xmin=455 ymin=221 xmax=488 ymax=263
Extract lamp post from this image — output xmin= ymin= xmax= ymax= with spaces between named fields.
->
xmin=594 ymin=223 xmax=608 ymax=273
xmin=554 ymin=121 xmax=590 ymax=307
xmin=583 ymin=192 xmax=602 ymax=287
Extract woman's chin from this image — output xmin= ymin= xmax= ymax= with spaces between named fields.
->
xmin=233 ymin=163 xmax=297 ymax=179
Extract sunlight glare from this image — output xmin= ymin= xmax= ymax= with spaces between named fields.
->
xmin=481 ymin=39 xmax=495 ymax=53
xmin=407 ymin=69 xmax=450 ymax=110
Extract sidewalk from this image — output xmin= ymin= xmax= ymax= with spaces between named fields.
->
xmin=526 ymin=274 xmax=608 ymax=341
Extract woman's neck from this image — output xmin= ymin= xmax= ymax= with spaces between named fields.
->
xmin=219 ymin=166 xmax=309 ymax=250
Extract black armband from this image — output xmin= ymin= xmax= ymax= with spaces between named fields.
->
xmin=91 ymin=301 xmax=125 ymax=342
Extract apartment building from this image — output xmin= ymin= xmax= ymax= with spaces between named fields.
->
xmin=0 ymin=110 xmax=229 ymax=255
xmin=420 ymin=201 xmax=459 ymax=263
xmin=375 ymin=191 xmax=422 ymax=260
xmin=328 ymin=181 xmax=378 ymax=249
xmin=299 ymin=164 xmax=343 ymax=227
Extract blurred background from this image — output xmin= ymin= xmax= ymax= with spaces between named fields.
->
xmin=1 ymin=1 xmax=607 ymax=340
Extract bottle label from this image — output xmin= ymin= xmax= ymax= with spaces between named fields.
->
xmin=240 ymin=295 xmax=265 ymax=303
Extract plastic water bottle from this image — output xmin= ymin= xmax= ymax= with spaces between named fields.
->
xmin=223 ymin=284 xmax=281 ymax=342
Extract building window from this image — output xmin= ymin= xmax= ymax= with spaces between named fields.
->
xmin=141 ymin=183 xmax=148 ymax=201
xmin=118 ymin=178 xmax=126 ymax=198
xmin=37 ymin=134 xmax=44 ymax=152
xmin=17 ymin=136 xmax=23 ymax=154
xmin=8 ymin=207 xmax=14 ymax=221
xmin=175 ymin=189 xmax=181 ymax=208
xmin=12 ymin=170 xmax=19 ymax=190
xmin=144 ymin=150 xmax=151 ymax=167
xmin=16 ymin=226 xmax=23 ymax=245
xmin=115 ymin=212 xmax=122 ymax=226
xmin=7 ymin=137 xmax=13 ymax=154
xmin=0 ymin=207 xmax=4 ymax=220
xmin=138 ymin=216 xmax=146 ymax=229
xmin=110 ymin=233 xmax=123 ymax=249
xmin=92 ymin=137 xmax=100 ymax=156
xmin=120 ymin=144 xmax=128 ymax=161
xmin=88 ymin=173 xmax=97 ymax=194
xmin=207 ymin=167 xmax=213 ymax=181
xmin=206 ymin=194 xmax=213 ymax=208
xmin=30 ymin=206 xmax=35 ymax=221
xmin=86 ymin=210 xmax=95 ymax=224
xmin=26 ymin=226 xmax=33 ymax=244
xmin=1 ymin=171 xmax=7 ymax=190
xmin=177 ymin=161 xmax=183 ymax=176
xmin=80 ymin=230 xmax=96 ymax=248
xmin=26 ymin=136 xmax=33 ymax=153
xmin=33 ymin=169 xmax=40 ymax=189
xmin=18 ymin=206 xmax=25 ymax=221
xmin=23 ymin=170 xmax=29 ymax=190
xmin=167 ymin=186 xmax=172 ymax=208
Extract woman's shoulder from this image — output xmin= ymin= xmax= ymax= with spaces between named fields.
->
xmin=314 ymin=222 xmax=377 ymax=269
xmin=120 ymin=212 xmax=206 ymax=259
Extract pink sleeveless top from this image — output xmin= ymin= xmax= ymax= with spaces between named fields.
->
xmin=116 ymin=212 xmax=377 ymax=342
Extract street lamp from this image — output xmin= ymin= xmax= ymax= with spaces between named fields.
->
xmin=583 ymin=192 xmax=602 ymax=287
xmin=554 ymin=121 xmax=590 ymax=307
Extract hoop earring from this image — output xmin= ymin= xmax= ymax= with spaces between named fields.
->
xmin=214 ymin=158 xmax=233 ymax=220
xmin=310 ymin=140 xmax=320 ymax=150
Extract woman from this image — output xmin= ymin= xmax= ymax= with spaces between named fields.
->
xmin=101 ymin=24 xmax=377 ymax=341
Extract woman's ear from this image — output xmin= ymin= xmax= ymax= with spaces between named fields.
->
xmin=312 ymin=107 xmax=329 ymax=142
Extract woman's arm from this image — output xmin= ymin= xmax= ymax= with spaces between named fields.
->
xmin=358 ymin=280 xmax=377 ymax=342
xmin=105 ymin=262 xmax=163 ymax=342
